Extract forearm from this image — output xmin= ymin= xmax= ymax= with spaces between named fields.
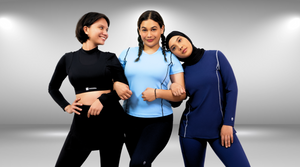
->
xmin=156 ymin=89 xmax=186 ymax=102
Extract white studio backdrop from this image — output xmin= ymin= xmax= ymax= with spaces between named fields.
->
xmin=0 ymin=0 xmax=299 ymax=124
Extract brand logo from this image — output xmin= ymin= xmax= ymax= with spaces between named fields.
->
xmin=86 ymin=87 xmax=97 ymax=91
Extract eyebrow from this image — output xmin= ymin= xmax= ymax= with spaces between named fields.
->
xmin=141 ymin=26 xmax=158 ymax=29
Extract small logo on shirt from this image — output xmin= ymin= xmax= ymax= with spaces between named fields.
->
xmin=86 ymin=87 xmax=97 ymax=91
xmin=231 ymin=117 xmax=234 ymax=121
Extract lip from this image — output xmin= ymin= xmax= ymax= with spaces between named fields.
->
xmin=146 ymin=39 xmax=154 ymax=42
xmin=100 ymin=36 xmax=107 ymax=41
xmin=182 ymin=48 xmax=187 ymax=54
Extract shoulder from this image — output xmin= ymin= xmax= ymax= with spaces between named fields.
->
xmin=119 ymin=47 xmax=138 ymax=59
xmin=204 ymin=50 xmax=225 ymax=56
xmin=100 ymin=51 xmax=118 ymax=60
xmin=57 ymin=51 xmax=74 ymax=64
xmin=124 ymin=47 xmax=139 ymax=54
xmin=101 ymin=50 xmax=116 ymax=56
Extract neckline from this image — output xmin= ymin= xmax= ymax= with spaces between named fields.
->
xmin=142 ymin=47 xmax=162 ymax=55
xmin=80 ymin=47 xmax=99 ymax=55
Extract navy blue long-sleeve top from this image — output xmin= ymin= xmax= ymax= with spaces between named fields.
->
xmin=179 ymin=50 xmax=238 ymax=139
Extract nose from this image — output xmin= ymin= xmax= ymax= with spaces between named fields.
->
xmin=179 ymin=45 xmax=183 ymax=50
xmin=103 ymin=30 xmax=108 ymax=37
xmin=147 ymin=31 xmax=152 ymax=37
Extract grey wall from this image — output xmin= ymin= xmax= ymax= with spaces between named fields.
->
xmin=0 ymin=0 xmax=299 ymax=124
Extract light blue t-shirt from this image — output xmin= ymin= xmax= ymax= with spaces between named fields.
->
xmin=118 ymin=47 xmax=183 ymax=118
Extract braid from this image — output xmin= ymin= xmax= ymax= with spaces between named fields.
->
xmin=161 ymin=34 xmax=167 ymax=62
xmin=135 ymin=34 xmax=144 ymax=62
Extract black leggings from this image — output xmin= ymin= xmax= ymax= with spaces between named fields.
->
xmin=124 ymin=114 xmax=173 ymax=167
xmin=55 ymin=104 xmax=125 ymax=167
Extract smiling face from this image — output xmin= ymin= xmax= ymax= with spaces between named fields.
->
xmin=138 ymin=19 xmax=164 ymax=50
xmin=84 ymin=18 xmax=109 ymax=47
xmin=168 ymin=35 xmax=193 ymax=59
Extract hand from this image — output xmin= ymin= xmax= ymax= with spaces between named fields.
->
xmin=170 ymin=83 xmax=185 ymax=96
xmin=142 ymin=88 xmax=156 ymax=102
xmin=87 ymin=99 xmax=103 ymax=118
xmin=220 ymin=125 xmax=234 ymax=148
xmin=113 ymin=81 xmax=132 ymax=100
xmin=64 ymin=98 xmax=82 ymax=115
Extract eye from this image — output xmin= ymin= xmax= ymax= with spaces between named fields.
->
xmin=178 ymin=38 xmax=182 ymax=42
xmin=152 ymin=28 xmax=157 ymax=31
xmin=171 ymin=46 xmax=176 ymax=51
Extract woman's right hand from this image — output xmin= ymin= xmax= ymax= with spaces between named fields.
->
xmin=64 ymin=98 xmax=82 ymax=115
xmin=113 ymin=81 xmax=132 ymax=100
xmin=170 ymin=83 xmax=185 ymax=96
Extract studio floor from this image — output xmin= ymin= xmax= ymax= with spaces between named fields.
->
xmin=0 ymin=124 xmax=299 ymax=167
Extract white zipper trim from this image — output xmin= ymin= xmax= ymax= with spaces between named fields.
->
xmin=215 ymin=51 xmax=223 ymax=117
xmin=184 ymin=104 xmax=191 ymax=138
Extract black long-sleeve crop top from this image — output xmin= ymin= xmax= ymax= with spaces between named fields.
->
xmin=48 ymin=47 xmax=128 ymax=110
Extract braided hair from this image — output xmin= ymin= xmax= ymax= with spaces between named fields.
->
xmin=135 ymin=10 xmax=167 ymax=62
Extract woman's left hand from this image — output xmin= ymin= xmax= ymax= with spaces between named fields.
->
xmin=142 ymin=88 xmax=156 ymax=102
xmin=220 ymin=125 xmax=234 ymax=148
xmin=87 ymin=99 xmax=103 ymax=118
xmin=170 ymin=83 xmax=186 ymax=96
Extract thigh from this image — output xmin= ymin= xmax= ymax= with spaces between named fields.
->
xmin=99 ymin=134 xmax=124 ymax=167
xmin=129 ymin=116 xmax=173 ymax=167
xmin=55 ymin=139 xmax=91 ymax=167
xmin=179 ymin=137 xmax=207 ymax=167
xmin=209 ymin=134 xmax=250 ymax=167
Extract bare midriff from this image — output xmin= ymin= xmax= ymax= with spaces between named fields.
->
xmin=76 ymin=90 xmax=111 ymax=105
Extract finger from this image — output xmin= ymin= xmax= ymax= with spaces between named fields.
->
xmin=73 ymin=106 xmax=82 ymax=111
xmin=73 ymin=110 xmax=81 ymax=115
xmin=89 ymin=108 xmax=95 ymax=116
xmin=74 ymin=98 xmax=81 ymax=102
xmin=75 ymin=103 xmax=83 ymax=106
xmin=87 ymin=109 xmax=91 ymax=118
xmin=231 ymin=134 xmax=234 ymax=144
xmin=96 ymin=109 xmax=101 ymax=115
xmin=228 ymin=138 xmax=231 ymax=147
xmin=126 ymin=92 xmax=132 ymax=97
xmin=225 ymin=136 xmax=230 ymax=148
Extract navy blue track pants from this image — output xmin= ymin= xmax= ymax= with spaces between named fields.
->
xmin=180 ymin=133 xmax=250 ymax=167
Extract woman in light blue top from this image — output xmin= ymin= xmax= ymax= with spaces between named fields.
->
xmin=114 ymin=10 xmax=186 ymax=167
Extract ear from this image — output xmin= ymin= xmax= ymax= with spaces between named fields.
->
xmin=161 ymin=25 xmax=165 ymax=34
xmin=83 ymin=26 xmax=89 ymax=35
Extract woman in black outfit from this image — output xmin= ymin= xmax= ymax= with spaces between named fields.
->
xmin=48 ymin=12 xmax=131 ymax=167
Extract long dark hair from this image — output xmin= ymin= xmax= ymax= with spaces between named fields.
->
xmin=136 ymin=10 xmax=167 ymax=62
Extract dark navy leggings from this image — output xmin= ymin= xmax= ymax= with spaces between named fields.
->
xmin=125 ymin=114 xmax=173 ymax=167
xmin=180 ymin=133 xmax=250 ymax=167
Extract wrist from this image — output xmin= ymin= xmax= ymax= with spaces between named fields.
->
xmin=154 ymin=88 xmax=157 ymax=99
xmin=64 ymin=105 xmax=71 ymax=111
xmin=155 ymin=89 xmax=161 ymax=99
